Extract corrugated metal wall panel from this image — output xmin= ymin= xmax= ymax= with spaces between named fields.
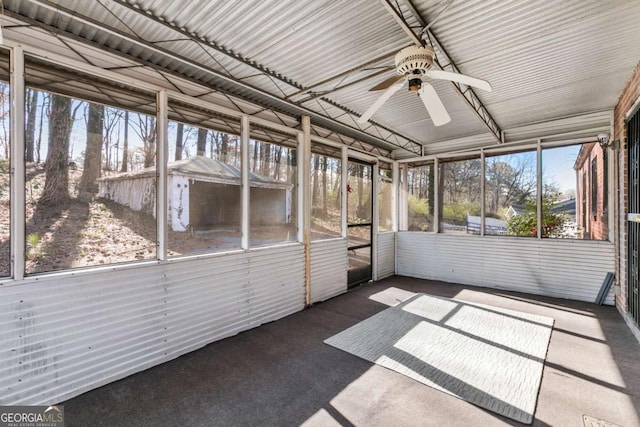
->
xmin=376 ymin=232 xmax=395 ymax=280
xmin=397 ymin=233 xmax=615 ymax=304
xmin=310 ymin=239 xmax=347 ymax=304
xmin=0 ymin=245 xmax=305 ymax=405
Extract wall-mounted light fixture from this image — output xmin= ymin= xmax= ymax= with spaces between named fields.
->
xmin=597 ymin=133 xmax=610 ymax=148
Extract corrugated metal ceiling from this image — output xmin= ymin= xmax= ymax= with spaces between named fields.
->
xmin=3 ymin=0 xmax=640 ymax=157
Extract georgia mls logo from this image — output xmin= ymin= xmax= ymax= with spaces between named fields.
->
xmin=0 ymin=405 xmax=64 ymax=427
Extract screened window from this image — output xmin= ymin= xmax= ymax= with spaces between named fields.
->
xmin=24 ymin=58 xmax=157 ymax=274
xmin=378 ymin=163 xmax=393 ymax=233
xmin=439 ymin=158 xmax=481 ymax=234
xmin=540 ymin=144 xmax=583 ymax=239
xmin=406 ymin=164 xmax=434 ymax=232
xmin=486 ymin=151 xmax=537 ymax=237
xmin=166 ymin=106 xmax=242 ymax=255
xmin=249 ymin=137 xmax=297 ymax=247
xmin=310 ymin=144 xmax=341 ymax=240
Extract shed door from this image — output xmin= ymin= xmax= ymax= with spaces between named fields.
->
xmin=628 ymin=109 xmax=640 ymax=327
xmin=347 ymin=159 xmax=373 ymax=288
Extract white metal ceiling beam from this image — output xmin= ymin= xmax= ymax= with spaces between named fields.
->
xmin=382 ymin=0 xmax=503 ymax=143
xmin=103 ymin=0 xmax=423 ymax=155
xmin=8 ymin=0 xmax=422 ymax=155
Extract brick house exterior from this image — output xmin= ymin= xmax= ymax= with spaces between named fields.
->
xmin=574 ymin=142 xmax=608 ymax=240
xmin=613 ymin=62 xmax=640 ymax=323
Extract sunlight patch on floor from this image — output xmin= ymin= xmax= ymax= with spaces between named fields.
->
xmin=368 ymin=287 xmax=416 ymax=307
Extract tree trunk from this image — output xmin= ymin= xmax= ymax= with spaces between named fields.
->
xmin=262 ymin=143 xmax=271 ymax=176
xmin=321 ymin=156 xmax=328 ymax=214
xmin=36 ymin=93 xmax=48 ymax=163
xmin=143 ymin=117 xmax=156 ymax=168
xmin=253 ymin=141 xmax=260 ymax=173
xmin=312 ymin=155 xmax=319 ymax=210
xmin=220 ymin=133 xmax=229 ymax=163
xmin=197 ymin=128 xmax=207 ymax=157
xmin=175 ymin=122 xmax=184 ymax=161
xmin=78 ymin=103 xmax=104 ymax=199
xmin=121 ymin=111 xmax=129 ymax=172
xmin=25 ymin=89 xmax=38 ymax=163
xmin=274 ymin=146 xmax=282 ymax=180
xmin=428 ymin=165 xmax=435 ymax=217
xmin=39 ymin=94 xmax=72 ymax=206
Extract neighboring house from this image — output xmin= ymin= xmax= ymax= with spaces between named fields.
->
xmin=98 ymin=156 xmax=292 ymax=232
xmin=574 ymin=142 xmax=608 ymax=240
xmin=506 ymin=204 xmax=526 ymax=219
xmin=551 ymin=198 xmax=577 ymax=238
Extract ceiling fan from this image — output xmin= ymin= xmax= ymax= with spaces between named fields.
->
xmin=357 ymin=45 xmax=492 ymax=126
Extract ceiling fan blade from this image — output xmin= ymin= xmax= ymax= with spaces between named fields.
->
xmin=369 ymin=75 xmax=404 ymax=91
xmin=425 ymin=69 xmax=493 ymax=92
xmin=419 ymin=83 xmax=451 ymax=126
xmin=358 ymin=79 xmax=406 ymax=123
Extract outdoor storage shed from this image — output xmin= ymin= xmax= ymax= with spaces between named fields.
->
xmin=98 ymin=156 xmax=292 ymax=232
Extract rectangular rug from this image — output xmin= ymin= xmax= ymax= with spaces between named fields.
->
xmin=325 ymin=293 xmax=554 ymax=424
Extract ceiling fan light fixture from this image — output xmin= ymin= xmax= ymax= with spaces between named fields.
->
xmin=395 ymin=45 xmax=435 ymax=75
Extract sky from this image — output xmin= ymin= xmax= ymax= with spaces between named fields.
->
xmin=541 ymin=145 xmax=581 ymax=194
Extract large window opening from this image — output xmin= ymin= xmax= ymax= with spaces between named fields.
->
xmin=439 ymin=158 xmax=481 ymax=234
xmin=486 ymin=151 xmax=537 ymax=237
xmin=249 ymin=132 xmax=297 ymax=247
xmin=401 ymin=142 xmax=607 ymax=241
xmin=406 ymin=163 xmax=434 ymax=232
xmin=166 ymin=101 xmax=242 ymax=255
xmin=24 ymin=58 xmax=157 ymax=274
xmin=378 ymin=162 xmax=393 ymax=233
xmin=311 ymin=143 xmax=341 ymax=240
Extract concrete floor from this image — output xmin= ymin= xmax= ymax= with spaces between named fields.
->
xmin=62 ymin=276 xmax=640 ymax=427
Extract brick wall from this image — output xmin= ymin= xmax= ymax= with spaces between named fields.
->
xmin=613 ymin=61 xmax=640 ymax=311
xmin=575 ymin=143 xmax=609 ymax=240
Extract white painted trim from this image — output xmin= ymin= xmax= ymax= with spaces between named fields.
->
xmin=10 ymin=46 xmax=25 ymax=280
xmin=301 ymin=116 xmax=311 ymax=305
xmin=341 ymin=146 xmax=348 ymax=239
xmin=625 ymin=93 xmax=640 ymax=121
xmin=433 ymin=159 xmax=439 ymax=233
xmin=372 ymin=162 xmax=379 ymax=281
xmin=480 ymin=150 xmax=485 ymax=236
xmin=391 ymin=161 xmax=399 ymax=233
xmin=398 ymin=136 xmax=599 ymax=164
xmin=536 ymin=140 xmax=542 ymax=239
xmin=241 ymin=116 xmax=250 ymax=250
xmin=156 ymin=90 xmax=168 ymax=261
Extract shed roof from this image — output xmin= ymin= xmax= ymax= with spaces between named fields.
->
xmin=99 ymin=156 xmax=293 ymax=190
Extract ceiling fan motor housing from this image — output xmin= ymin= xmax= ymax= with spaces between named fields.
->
xmin=395 ymin=45 xmax=435 ymax=75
